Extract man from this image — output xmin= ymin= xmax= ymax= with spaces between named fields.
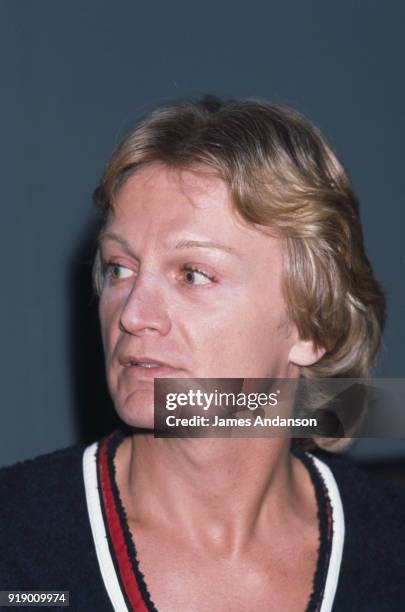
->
xmin=0 ymin=96 xmax=403 ymax=612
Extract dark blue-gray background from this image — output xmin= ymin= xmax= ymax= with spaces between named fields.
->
xmin=0 ymin=0 xmax=404 ymax=467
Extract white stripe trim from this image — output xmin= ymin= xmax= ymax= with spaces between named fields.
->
xmin=82 ymin=443 xmax=129 ymax=612
xmin=309 ymin=454 xmax=345 ymax=612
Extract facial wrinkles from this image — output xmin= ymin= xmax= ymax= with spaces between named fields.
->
xmin=100 ymin=164 xmax=295 ymax=384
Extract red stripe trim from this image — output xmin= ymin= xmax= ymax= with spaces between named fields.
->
xmin=98 ymin=436 xmax=149 ymax=612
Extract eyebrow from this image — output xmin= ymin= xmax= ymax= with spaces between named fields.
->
xmin=172 ymin=239 xmax=239 ymax=256
xmin=99 ymin=232 xmax=241 ymax=257
xmin=98 ymin=231 xmax=134 ymax=255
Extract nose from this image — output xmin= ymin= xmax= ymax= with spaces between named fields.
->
xmin=119 ymin=272 xmax=171 ymax=337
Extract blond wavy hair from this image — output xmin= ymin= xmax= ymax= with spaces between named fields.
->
xmin=93 ymin=96 xmax=385 ymax=448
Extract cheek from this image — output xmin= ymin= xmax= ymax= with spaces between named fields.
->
xmin=183 ymin=306 xmax=244 ymax=357
xmin=193 ymin=301 xmax=290 ymax=366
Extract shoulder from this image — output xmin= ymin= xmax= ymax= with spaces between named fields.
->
xmin=0 ymin=443 xmax=86 ymax=519
xmin=0 ymin=442 xmax=108 ymax=602
xmin=312 ymin=450 xmax=405 ymax=611
xmin=0 ymin=443 xmax=88 ymax=543
xmin=0 ymin=442 xmax=86 ymax=484
xmin=313 ymin=449 xmax=405 ymax=523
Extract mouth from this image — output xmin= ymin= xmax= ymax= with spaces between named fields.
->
xmin=127 ymin=361 xmax=162 ymax=368
xmin=119 ymin=356 xmax=182 ymax=379
xmin=121 ymin=356 xmax=173 ymax=368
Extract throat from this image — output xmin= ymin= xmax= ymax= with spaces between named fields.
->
xmin=95 ymin=430 xmax=334 ymax=612
xmin=114 ymin=433 xmax=317 ymax=554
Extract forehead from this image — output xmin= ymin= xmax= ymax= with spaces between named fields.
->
xmin=103 ymin=162 xmax=282 ymax=264
xmin=108 ymin=163 xmax=237 ymax=233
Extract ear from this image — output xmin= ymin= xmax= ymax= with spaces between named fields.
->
xmin=288 ymin=338 xmax=326 ymax=367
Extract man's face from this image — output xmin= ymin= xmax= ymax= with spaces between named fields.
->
xmin=98 ymin=163 xmax=301 ymax=428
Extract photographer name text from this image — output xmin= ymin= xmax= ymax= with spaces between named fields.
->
xmin=165 ymin=415 xmax=317 ymax=428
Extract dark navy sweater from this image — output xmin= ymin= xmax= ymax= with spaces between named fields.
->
xmin=0 ymin=441 xmax=404 ymax=611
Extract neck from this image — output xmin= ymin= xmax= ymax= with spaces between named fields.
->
xmin=115 ymin=433 xmax=316 ymax=555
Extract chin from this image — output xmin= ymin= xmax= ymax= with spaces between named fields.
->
xmin=113 ymin=388 xmax=155 ymax=430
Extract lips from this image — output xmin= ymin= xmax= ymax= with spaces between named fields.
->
xmin=118 ymin=354 xmax=183 ymax=379
xmin=119 ymin=355 xmax=174 ymax=369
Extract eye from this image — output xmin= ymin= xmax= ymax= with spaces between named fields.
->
xmin=182 ymin=266 xmax=214 ymax=286
xmin=105 ymin=263 xmax=134 ymax=281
